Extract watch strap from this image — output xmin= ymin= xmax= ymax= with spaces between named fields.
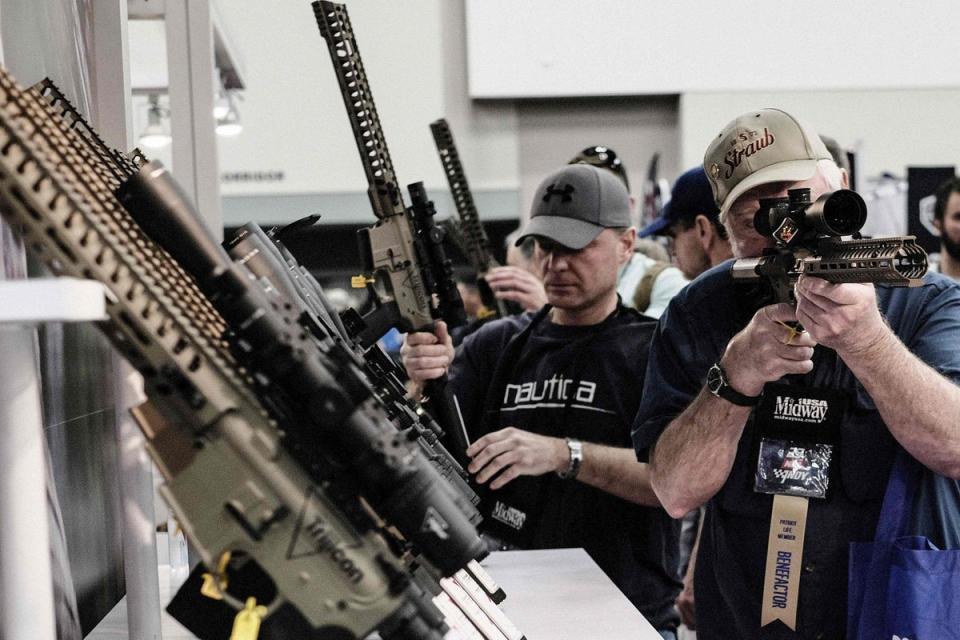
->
xmin=711 ymin=363 xmax=761 ymax=407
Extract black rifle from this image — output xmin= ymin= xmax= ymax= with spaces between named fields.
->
xmin=118 ymin=162 xmax=485 ymax=577
xmin=224 ymin=222 xmax=480 ymax=520
xmin=430 ymin=118 xmax=521 ymax=320
xmin=732 ymin=188 xmax=928 ymax=302
xmin=313 ymin=1 xmax=470 ymax=465
xmin=223 ymin=223 xmax=517 ymax=623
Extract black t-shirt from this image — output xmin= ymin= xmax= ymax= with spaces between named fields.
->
xmin=632 ymin=263 xmax=960 ymax=640
xmin=451 ymin=305 xmax=681 ymax=629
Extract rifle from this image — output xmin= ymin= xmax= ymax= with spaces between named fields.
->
xmin=225 ymin=223 xmax=517 ymax=632
xmin=120 ymin=160 xmax=487 ymax=576
xmin=430 ymin=118 xmax=521 ymax=320
xmin=731 ymin=188 xmax=928 ymax=302
xmin=640 ymin=152 xmax=671 ymax=229
xmin=225 ymin=222 xmax=515 ymax=636
xmin=224 ymin=221 xmax=481 ymax=520
xmin=0 ymin=69 xmax=479 ymax=640
xmin=313 ymin=1 xmax=471 ymax=465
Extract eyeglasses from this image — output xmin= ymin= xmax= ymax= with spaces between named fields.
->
xmin=569 ymin=145 xmax=630 ymax=192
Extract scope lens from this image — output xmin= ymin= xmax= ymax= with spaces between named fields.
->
xmin=820 ymin=190 xmax=867 ymax=235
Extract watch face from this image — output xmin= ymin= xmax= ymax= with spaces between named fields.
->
xmin=707 ymin=364 xmax=723 ymax=394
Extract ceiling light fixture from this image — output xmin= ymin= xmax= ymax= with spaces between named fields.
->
xmin=212 ymin=71 xmax=231 ymax=120
xmin=215 ymin=91 xmax=243 ymax=137
xmin=138 ymin=94 xmax=171 ymax=149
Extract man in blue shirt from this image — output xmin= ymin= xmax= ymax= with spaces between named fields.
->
xmin=639 ymin=166 xmax=732 ymax=282
xmin=633 ymin=108 xmax=960 ymax=639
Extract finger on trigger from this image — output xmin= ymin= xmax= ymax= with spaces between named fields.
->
xmin=760 ymin=302 xmax=799 ymax=325
xmin=405 ymin=331 xmax=438 ymax=346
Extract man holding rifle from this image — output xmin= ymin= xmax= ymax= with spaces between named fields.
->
xmin=403 ymin=163 xmax=682 ymax=637
xmin=633 ymin=108 xmax=960 ymax=639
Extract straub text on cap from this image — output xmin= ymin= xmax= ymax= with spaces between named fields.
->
xmin=703 ymin=109 xmax=833 ymax=222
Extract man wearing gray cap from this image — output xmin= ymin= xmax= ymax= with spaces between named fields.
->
xmin=633 ymin=109 xmax=960 ymax=639
xmin=403 ymin=163 xmax=681 ymax=635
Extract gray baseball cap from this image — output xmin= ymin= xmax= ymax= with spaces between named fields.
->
xmin=515 ymin=164 xmax=631 ymax=250
xmin=703 ymin=108 xmax=834 ymax=222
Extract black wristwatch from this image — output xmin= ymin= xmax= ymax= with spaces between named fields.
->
xmin=706 ymin=362 xmax=761 ymax=407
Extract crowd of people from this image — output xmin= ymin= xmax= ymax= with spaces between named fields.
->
xmin=402 ymin=107 xmax=960 ymax=639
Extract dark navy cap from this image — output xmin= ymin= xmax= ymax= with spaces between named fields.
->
xmin=639 ymin=167 xmax=720 ymax=238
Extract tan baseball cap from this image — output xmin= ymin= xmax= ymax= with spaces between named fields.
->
xmin=703 ymin=108 xmax=833 ymax=222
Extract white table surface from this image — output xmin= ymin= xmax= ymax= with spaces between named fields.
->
xmin=88 ymin=550 xmax=664 ymax=640
xmin=482 ymin=548 xmax=662 ymax=640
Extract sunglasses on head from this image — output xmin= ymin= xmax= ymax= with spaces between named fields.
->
xmin=569 ymin=146 xmax=630 ymax=192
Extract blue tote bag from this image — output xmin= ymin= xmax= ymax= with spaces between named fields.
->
xmin=848 ymin=450 xmax=960 ymax=639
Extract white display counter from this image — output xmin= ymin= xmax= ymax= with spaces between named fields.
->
xmin=483 ymin=548 xmax=662 ymax=640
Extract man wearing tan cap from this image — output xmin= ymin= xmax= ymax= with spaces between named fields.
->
xmin=632 ymin=109 xmax=960 ymax=639
xmin=403 ymin=163 xmax=682 ymax=635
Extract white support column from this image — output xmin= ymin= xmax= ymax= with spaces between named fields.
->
xmin=113 ymin=360 xmax=162 ymax=640
xmin=165 ymin=0 xmax=222 ymax=240
xmin=0 ymin=327 xmax=57 ymax=640
xmin=88 ymin=3 xmax=163 ymax=639
xmin=0 ymin=8 xmax=60 ymax=640
xmin=88 ymin=0 xmax=134 ymax=149
xmin=0 ymin=279 xmax=108 ymax=640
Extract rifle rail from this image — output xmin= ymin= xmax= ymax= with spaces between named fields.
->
xmin=30 ymin=79 xmax=232 ymax=343
xmin=429 ymin=119 xmax=493 ymax=273
xmin=34 ymin=79 xmax=135 ymax=184
xmin=807 ymin=237 xmax=928 ymax=284
xmin=313 ymin=1 xmax=404 ymax=220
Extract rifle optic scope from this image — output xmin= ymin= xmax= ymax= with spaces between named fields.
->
xmin=755 ymin=188 xmax=867 ymax=246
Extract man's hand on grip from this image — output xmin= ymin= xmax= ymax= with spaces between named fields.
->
xmin=720 ymin=303 xmax=817 ymax=397
xmin=401 ymin=320 xmax=454 ymax=387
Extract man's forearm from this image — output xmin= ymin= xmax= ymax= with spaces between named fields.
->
xmin=576 ymin=444 xmax=660 ymax=506
xmin=842 ymin=327 xmax=960 ymax=478
xmin=650 ymin=389 xmax=751 ymax=518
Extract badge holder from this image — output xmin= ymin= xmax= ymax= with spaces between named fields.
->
xmin=753 ymin=383 xmax=846 ymax=631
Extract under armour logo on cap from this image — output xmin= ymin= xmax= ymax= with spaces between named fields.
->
xmin=543 ymin=183 xmax=575 ymax=203
xmin=516 ymin=164 xmax=631 ymax=250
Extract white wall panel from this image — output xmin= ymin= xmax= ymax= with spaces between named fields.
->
xmin=680 ymin=90 xmax=960 ymax=183
xmin=467 ymin=0 xmax=960 ymax=98
xmin=216 ymin=0 xmax=448 ymax=197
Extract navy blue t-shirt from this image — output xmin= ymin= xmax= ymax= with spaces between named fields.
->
xmin=632 ymin=263 xmax=960 ymax=640
xmin=451 ymin=305 xmax=682 ymax=629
